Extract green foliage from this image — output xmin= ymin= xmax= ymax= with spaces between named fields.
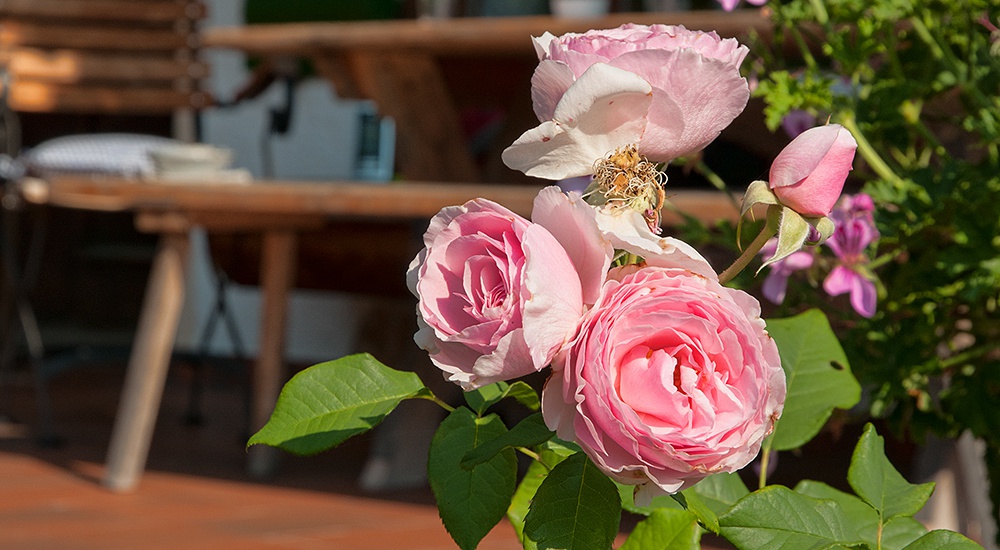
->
xmin=795 ymin=481 xmax=927 ymax=550
xmin=901 ymin=530 xmax=985 ymax=550
xmin=464 ymin=381 xmax=540 ymax=415
xmin=620 ymin=508 xmax=702 ymax=550
xmin=718 ymin=485 xmax=864 ymax=549
xmin=428 ymin=408 xmax=518 ymax=550
xmin=522 ymin=453 xmax=622 ymax=550
xmin=767 ymin=309 xmax=861 ymax=451
xmin=460 ymin=413 xmax=554 ymax=469
xmin=247 ymin=353 xmax=428 ymax=455
xmin=848 ymin=424 xmax=936 ymax=521
xmin=757 ymin=0 xmax=1000 ymax=540
xmin=507 ymin=440 xmax=578 ymax=547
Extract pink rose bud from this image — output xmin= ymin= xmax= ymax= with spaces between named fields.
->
xmin=768 ymin=124 xmax=858 ymax=217
xmin=543 ymin=264 xmax=785 ymax=499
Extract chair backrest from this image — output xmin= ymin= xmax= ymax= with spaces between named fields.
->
xmin=0 ymin=0 xmax=210 ymax=115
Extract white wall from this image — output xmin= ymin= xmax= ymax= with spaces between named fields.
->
xmin=174 ymin=0 xmax=372 ymax=362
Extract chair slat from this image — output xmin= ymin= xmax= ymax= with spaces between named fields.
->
xmin=2 ymin=49 xmax=207 ymax=83
xmin=7 ymin=82 xmax=210 ymax=113
xmin=0 ymin=0 xmax=205 ymax=23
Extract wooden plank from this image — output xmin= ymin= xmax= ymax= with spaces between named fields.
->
xmin=2 ymin=49 xmax=208 ymax=84
xmin=7 ymin=82 xmax=209 ymax=113
xmin=0 ymin=22 xmax=195 ymax=51
xmin=203 ymin=11 xmax=770 ymax=57
xmin=28 ymin=176 xmax=740 ymax=225
xmin=0 ymin=0 xmax=206 ymax=22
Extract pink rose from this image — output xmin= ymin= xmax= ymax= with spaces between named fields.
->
xmin=503 ymin=24 xmax=751 ymax=179
xmin=409 ymin=188 xmax=610 ymax=390
xmin=769 ymin=124 xmax=858 ymax=217
xmin=542 ymin=265 xmax=785 ymax=498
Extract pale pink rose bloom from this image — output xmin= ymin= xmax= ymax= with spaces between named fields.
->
xmin=409 ymin=188 xmax=610 ymax=390
xmin=543 ymin=265 xmax=785 ymax=499
xmin=503 ymin=24 xmax=751 ymax=180
xmin=769 ymin=124 xmax=858 ymax=217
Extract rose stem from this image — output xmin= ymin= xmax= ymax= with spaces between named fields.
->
xmin=718 ymin=220 xmax=778 ymax=285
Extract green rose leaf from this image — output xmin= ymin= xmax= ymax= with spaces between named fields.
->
xmin=247 ymin=353 xmax=428 ymax=455
xmin=672 ymin=491 xmax=720 ymax=535
xmin=687 ymin=472 xmax=751 ymax=517
xmin=848 ymin=423 xmax=935 ymax=521
xmin=620 ymin=508 xmax=702 ymax=550
xmin=767 ymin=309 xmax=862 ymax=451
xmin=465 ymin=380 xmax=540 ymax=415
xmin=428 ymin=408 xmax=518 ymax=550
xmin=507 ymin=440 xmax=578 ymax=548
xmin=795 ymin=480 xmax=927 ymax=549
xmin=460 ymin=412 xmax=554 ymax=469
xmin=901 ymin=529 xmax=983 ymax=549
xmin=523 ymin=452 xmax=622 ymax=550
xmin=719 ymin=485 xmax=865 ymax=549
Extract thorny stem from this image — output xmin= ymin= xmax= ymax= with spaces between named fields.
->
xmin=719 ymin=218 xmax=778 ymax=285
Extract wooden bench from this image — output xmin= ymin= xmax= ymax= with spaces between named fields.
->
xmin=0 ymin=0 xmax=209 ymax=115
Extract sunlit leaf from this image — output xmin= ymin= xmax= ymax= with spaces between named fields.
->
xmin=768 ymin=310 xmax=861 ymax=450
xmin=248 ymin=353 xmax=428 ymax=455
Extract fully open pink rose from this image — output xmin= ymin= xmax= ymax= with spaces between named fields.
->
xmin=769 ymin=124 xmax=858 ymax=217
xmin=543 ymin=265 xmax=785 ymax=498
xmin=409 ymin=189 xmax=610 ymax=390
xmin=503 ymin=24 xmax=751 ymax=179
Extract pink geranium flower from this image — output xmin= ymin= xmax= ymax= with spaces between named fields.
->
xmin=502 ymin=24 xmax=751 ymax=179
xmin=717 ymin=0 xmax=768 ymax=11
xmin=759 ymin=238 xmax=815 ymax=305
xmin=823 ymin=194 xmax=879 ymax=318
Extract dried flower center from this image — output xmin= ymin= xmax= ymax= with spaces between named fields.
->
xmin=586 ymin=145 xmax=666 ymax=234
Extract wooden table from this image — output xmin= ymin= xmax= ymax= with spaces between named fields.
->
xmin=18 ymin=176 xmax=734 ymax=491
xmin=202 ymin=11 xmax=771 ymax=183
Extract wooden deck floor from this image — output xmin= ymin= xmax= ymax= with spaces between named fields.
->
xmin=0 ymin=357 xmax=524 ymax=549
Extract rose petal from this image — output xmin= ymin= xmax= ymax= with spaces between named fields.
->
xmin=607 ymin=48 xmax=750 ymax=162
xmin=531 ymin=186 xmax=612 ymax=304
xmin=520 ymin=223 xmax=585 ymax=369
xmin=531 ymin=60 xmax=577 ymax=122
xmin=502 ymin=63 xmax=652 ymax=180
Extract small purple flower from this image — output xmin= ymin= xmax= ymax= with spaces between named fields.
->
xmin=780 ymin=110 xmax=816 ymax=139
xmin=718 ymin=0 xmax=768 ymax=11
xmin=823 ymin=194 xmax=879 ymax=317
xmin=759 ymin=239 xmax=814 ymax=305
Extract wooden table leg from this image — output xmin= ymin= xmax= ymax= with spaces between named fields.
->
xmin=103 ymin=232 xmax=189 ymax=492
xmin=246 ymin=229 xmax=298 ymax=478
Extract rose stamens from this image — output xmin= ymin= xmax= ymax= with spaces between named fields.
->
xmin=587 ymin=144 xmax=667 ymax=234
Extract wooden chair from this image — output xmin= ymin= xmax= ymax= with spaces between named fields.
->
xmin=0 ymin=0 xmax=210 ymax=118
xmin=0 ymin=0 xmax=211 ymax=443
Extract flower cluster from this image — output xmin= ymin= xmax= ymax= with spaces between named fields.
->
xmin=761 ymin=193 xmax=879 ymax=318
xmin=411 ymin=24 xmax=857 ymax=499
